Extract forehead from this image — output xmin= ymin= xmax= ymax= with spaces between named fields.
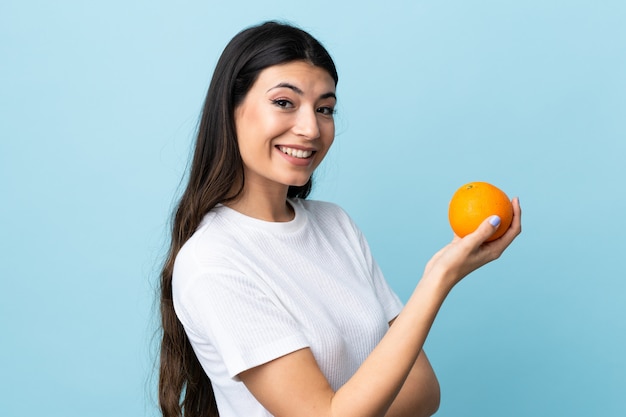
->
xmin=252 ymin=61 xmax=336 ymax=94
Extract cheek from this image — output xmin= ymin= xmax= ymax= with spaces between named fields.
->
xmin=235 ymin=109 xmax=265 ymax=151
xmin=315 ymin=129 xmax=335 ymax=163
xmin=239 ymin=110 xmax=289 ymax=146
xmin=323 ymin=123 xmax=335 ymax=147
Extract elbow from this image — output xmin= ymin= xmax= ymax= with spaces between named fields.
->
xmin=423 ymin=357 xmax=441 ymax=416
xmin=421 ymin=371 xmax=441 ymax=416
xmin=408 ymin=373 xmax=441 ymax=417
xmin=422 ymin=376 xmax=441 ymax=416
xmin=391 ymin=352 xmax=441 ymax=417
xmin=429 ymin=378 xmax=441 ymax=416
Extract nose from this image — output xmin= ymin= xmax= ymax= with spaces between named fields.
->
xmin=293 ymin=108 xmax=320 ymax=140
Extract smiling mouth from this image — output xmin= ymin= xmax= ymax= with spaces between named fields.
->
xmin=278 ymin=146 xmax=315 ymax=159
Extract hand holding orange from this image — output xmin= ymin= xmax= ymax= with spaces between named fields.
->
xmin=448 ymin=181 xmax=513 ymax=242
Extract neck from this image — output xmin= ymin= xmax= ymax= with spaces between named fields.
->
xmin=226 ymin=185 xmax=294 ymax=222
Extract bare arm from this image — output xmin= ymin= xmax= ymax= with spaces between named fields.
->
xmin=383 ymin=323 xmax=440 ymax=417
xmin=240 ymin=199 xmax=522 ymax=417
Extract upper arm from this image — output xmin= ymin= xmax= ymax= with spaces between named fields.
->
xmin=238 ymin=347 xmax=336 ymax=417
xmin=239 ymin=321 xmax=440 ymax=417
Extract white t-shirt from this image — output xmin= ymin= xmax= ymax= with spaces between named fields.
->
xmin=172 ymin=199 xmax=403 ymax=417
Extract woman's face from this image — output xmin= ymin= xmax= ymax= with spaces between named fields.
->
xmin=234 ymin=60 xmax=336 ymax=194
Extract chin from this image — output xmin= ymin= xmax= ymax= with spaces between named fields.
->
xmin=286 ymin=175 xmax=312 ymax=188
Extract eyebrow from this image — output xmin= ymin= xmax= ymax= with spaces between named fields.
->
xmin=268 ymin=82 xmax=337 ymax=100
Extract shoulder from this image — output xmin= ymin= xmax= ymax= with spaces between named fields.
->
xmin=294 ymin=198 xmax=363 ymax=241
xmin=176 ymin=210 xmax=231 ymax=263
xmin=172 ymin=209 xmax=245 ymax=292
xmin=295 ymin=198 xmax=353 ymax=224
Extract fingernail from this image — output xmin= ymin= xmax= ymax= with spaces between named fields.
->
xmin=489 ymin=215 xmax=501 ymax=227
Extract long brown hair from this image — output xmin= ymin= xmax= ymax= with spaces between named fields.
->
xmin=158 ymin=21 xmax=338 ymax=417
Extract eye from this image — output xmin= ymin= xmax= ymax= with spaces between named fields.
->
xmin=317 ymin=106 xmax=336 ymax=116
xmin=272 ymin=99 xmax=294 ymax=109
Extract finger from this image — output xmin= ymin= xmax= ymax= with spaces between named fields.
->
xmin=512 ymin=197 xmax=522 ymax=232
xmin=499 ymin=197 xmax=522 ymax=239
xmin=483 ymin=197 xmax=522 ymax=250
xmin=465 ymin=215 xmax=501 ymax=246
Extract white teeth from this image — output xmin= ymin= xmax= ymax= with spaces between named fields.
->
xmin=279 ymin=146 xmax=313 ymax=159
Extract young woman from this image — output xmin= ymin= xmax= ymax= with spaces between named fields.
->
xmin=158 ymin=21 xmax=522 ymax=417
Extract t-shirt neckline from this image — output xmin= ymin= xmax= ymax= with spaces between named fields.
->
xmin=214 ymin=198 xmax=307 ymax=234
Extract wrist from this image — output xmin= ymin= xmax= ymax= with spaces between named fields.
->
xmin=420 ymin=265 xmax=458 ymax=296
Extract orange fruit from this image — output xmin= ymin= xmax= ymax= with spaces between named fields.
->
xmin=448 ymin=181 xmax=513 ymax=242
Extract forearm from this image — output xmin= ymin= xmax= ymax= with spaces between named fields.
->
xmin=240 ymin=208 xmax=521 ymax=417
xmin=331 ymin=274 xmax=450 ymax=417
xmin=329 ymin=204 xmax=522 ymax=417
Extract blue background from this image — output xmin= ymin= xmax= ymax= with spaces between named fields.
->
xmin=2 ymin=1 xmax=624 ymax=416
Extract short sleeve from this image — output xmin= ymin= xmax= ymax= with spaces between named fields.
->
xmin=173 ymin=263 xmax=310 ymax=379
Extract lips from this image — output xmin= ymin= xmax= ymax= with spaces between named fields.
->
xmin=277 ymin=145 xmax=315 ymax=159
